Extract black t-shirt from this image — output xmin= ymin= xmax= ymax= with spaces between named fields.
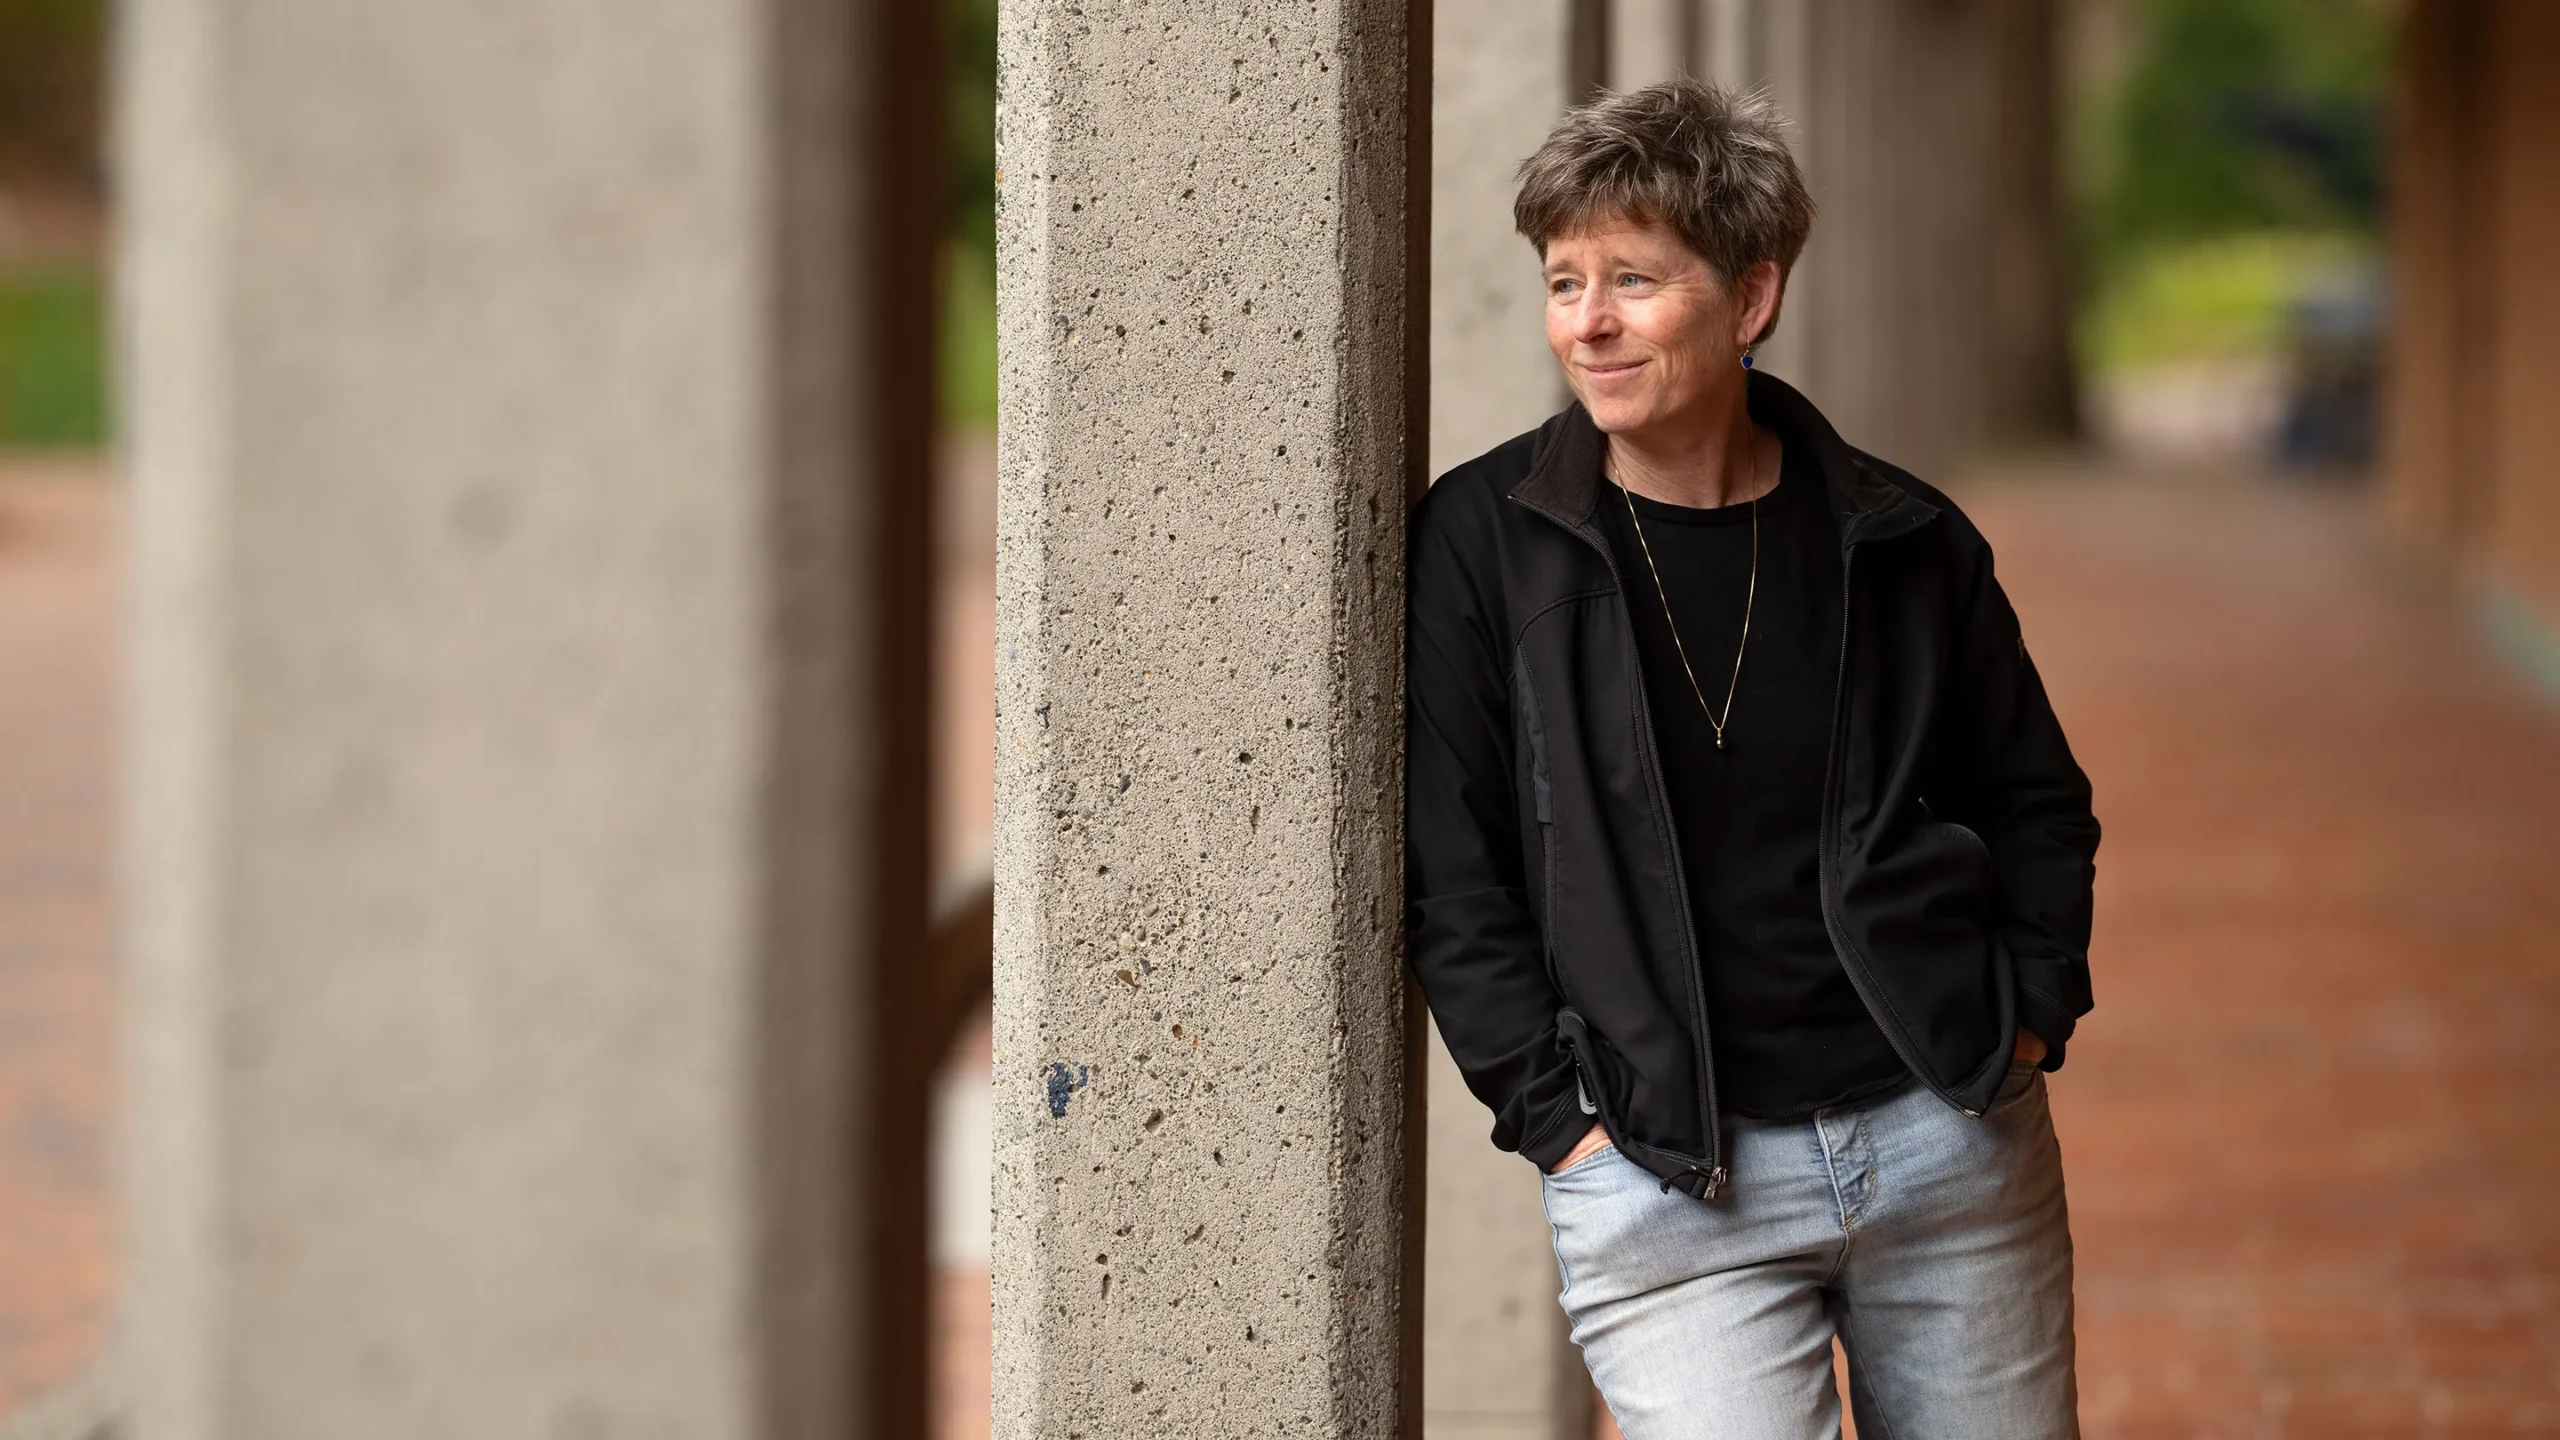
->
xmin=1592 ymin=438 xmax=1912 ymax=1121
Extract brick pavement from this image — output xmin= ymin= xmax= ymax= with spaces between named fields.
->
xmin=1966 ymin=463 xmax=2560 ymax=1438
xmin=0 ymin=459 xmax=116 ymax=1418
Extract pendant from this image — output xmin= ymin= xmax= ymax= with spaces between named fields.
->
xmin=1714 ymin=733 xmax=1727 ymax=752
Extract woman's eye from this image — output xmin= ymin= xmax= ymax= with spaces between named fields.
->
xmin=1618 ymin=273 xmax=1646 ymax=288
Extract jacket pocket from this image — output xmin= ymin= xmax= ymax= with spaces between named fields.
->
xmin=1928 ymin=818 xmax=1996 ymax=922
xmin=1554 ymin=1008 xmax=1621 ymax=1137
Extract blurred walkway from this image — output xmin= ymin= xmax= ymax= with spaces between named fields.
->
xmin=1975 ymin=462 xmax=2560 ymax=1437
xmin=0 ymin=460 xmax=115 ymax=1417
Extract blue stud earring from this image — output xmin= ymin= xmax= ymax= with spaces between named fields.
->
xmin=1741 ymin=352 xmax=1754 ymax=370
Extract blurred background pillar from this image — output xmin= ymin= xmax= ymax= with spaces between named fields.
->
xmin=1432 ymin=0 xmax=1574 ymax=479
xmin=1981 ymin=0 xmax=2081 ymax=447
xmin=1609 ymin=0 xmax=1698 ymax=91
xmin=1423 ymin=5 xmax=1590 ymax=1440
xmin=991 ymin=1 xmax=1421 ymax=1436
xmin=1720 ymin=0 xmax=2077 ymax=472
xmin=1776 ymin=0 xmax=2001 ymax=473
xmin=115 ymin=0 xmax=933 ymax=1436
xmin=2383 ymin=0 xmax=2560 ymax=679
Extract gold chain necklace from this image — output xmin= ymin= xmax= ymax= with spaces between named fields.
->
xmin=1613 ymin=440 xmax=1765 ymax=752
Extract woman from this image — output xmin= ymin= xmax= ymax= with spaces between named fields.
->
xmin=1405 ymin=80 xmax=2099 ymax=1439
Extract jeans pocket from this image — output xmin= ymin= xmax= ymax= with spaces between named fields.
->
xmin=1990 ymin=1059 xmax=2040 ymax=1112
xmin=1547 ymin=1137 xmax=1619 ymax=1178
xmin=1538 ymin=1138 xmax=1646 ymax=1309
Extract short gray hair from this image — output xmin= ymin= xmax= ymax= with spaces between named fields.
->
xmin=1514 ymin=79 xmax=1816 ymax=298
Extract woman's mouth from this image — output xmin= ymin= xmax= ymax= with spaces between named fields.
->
xmin=1583 ymin=358 xmax=1648 ymax=380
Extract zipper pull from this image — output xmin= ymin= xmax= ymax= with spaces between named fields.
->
xmin=1661 ymin=1164 xmax=1730 ymax=1200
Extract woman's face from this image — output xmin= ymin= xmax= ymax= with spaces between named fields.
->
xmin=1541 ymin=216 xmax=1775 ymax=441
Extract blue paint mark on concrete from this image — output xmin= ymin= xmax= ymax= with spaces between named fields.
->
xmin=1045 ymin=1061 xmax=1092 ymax=1118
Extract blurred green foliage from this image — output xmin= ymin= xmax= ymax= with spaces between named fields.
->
xmin=2076 ymin=0 xmax=2391 ymax=371
xmin=0 ymin=265 xmax=107 ymax=446
xmin=943 ymin=242 xmax=998 ymax=430
xmin=1 ymin=0 xmax=108 ymax=446
xmin=943 ymin=0 xmax=997 ymax=430
xmin=2098 ymin=0 xmax=2388 ymax=251
xmin=2080 ymin=230 xmax=2371 ymax=372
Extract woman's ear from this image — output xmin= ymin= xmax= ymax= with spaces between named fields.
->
xmin=1736 ymin=260 xmax=1785 ymax=348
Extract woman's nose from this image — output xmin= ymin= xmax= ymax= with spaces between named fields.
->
xmin=1574 ymin=292 xmax=1618 ymax=340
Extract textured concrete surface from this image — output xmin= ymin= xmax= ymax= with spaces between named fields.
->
xmin=114 ymin=2 xmax=882 ymax=1436
xmin=992 ymin=2 xmax=1418 ymax=1435
xmin=0 ymin=465 xmax=114 ymax=1420
xmin=1422 ymin=6 xmax=1584 ymax=1439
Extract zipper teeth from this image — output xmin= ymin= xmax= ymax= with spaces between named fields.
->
xmin=1541 ymin=825 xmax=1565 ymax=995
xmin=1621 ymin=582 xmax=1727 ymax=1162
xmin=1815 ymin=542 xmax=1970 ymax=1113
xmin=1521 ymin=662 xmax=1568 ymax=997
xmin=1510 ymin=492 xmax=1724 ymax=1180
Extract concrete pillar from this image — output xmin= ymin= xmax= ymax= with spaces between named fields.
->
xmin=992 ymin=2 xmax=1419 ymax=1437
xmin=1423 ymin=6 xmax=1590 ymax=1440
xmin=117 ymin=2 xmax=925 ymax=1437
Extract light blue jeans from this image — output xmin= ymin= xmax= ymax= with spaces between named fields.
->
xmin=1541 ymin=1062 xmax=2077 ymax=1439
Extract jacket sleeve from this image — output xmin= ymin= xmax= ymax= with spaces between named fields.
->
xmin=1936 ymin=517 xmax=2101 ymax=1070
xmin=1404 ymin=482 xmax=1592 ymax=1171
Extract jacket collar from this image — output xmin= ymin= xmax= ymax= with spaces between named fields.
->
xmin=1510 ymin=370 xmax=1938 ymax=547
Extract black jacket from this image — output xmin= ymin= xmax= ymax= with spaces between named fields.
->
xmin=1405 ymin=372 xmax=2099 ymax=1199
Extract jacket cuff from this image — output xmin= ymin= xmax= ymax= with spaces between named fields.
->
xmin=2016 ymin=983 xmax=2077 ymax=1072
xmin=1518 ymin=1090 xmax=1596 ymax=1172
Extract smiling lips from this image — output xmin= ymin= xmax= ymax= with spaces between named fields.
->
xmin=1582 ymin=358 xmax=1650 ymax=381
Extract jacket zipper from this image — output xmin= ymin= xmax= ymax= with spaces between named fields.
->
xmin=1510 ymin=494 xmax=1727 ymax=1198
xmin=1814 ymin=541 xmax=1979 ymax=1116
